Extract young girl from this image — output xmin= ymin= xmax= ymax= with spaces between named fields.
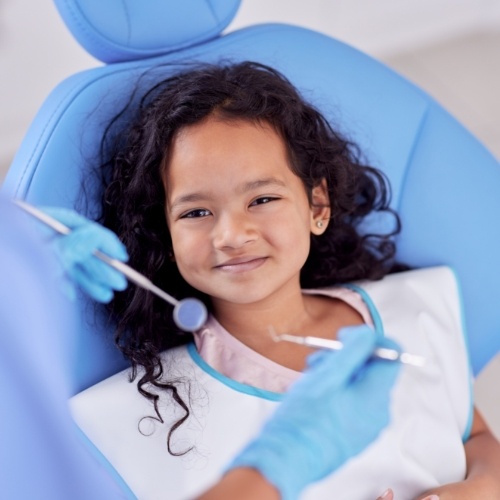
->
xmin=58 ymin=61 xmax=500 ymax=499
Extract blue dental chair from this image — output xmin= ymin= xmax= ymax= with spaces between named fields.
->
xmin=2 ymin=0 xmax=499 ymax=494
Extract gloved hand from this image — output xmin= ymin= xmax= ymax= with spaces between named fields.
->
xmin=42 ymin=207 xmax=128 ymax=303
xmin=228 ymin=325 xmax=401 ymax=500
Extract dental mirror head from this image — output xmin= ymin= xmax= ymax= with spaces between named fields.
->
xmin=173 ymin=298 xmax=208 ymax=332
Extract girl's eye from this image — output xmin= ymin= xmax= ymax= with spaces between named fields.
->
xmin=250 ymin=196 xmax=279 ymax=206
xmin=180 ymin=208 xmax=212 ymax=219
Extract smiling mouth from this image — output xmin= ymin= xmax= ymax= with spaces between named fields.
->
xmin=215 ymin=257 xmax=267 ymax=273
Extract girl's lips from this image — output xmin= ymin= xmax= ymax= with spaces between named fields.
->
xmin=215 ymin=257 xmax=267 ymax=273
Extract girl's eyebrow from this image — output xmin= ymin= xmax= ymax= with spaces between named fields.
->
xmin=240 ymin=177 xmax=286 ymax=193
xmin=169 ymin=177 xmax=286 ymax=210
xmin=169 ymin=192 xmax=210 ymax=210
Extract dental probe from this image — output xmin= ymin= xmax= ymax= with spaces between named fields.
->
xmin=271 ymin=331 xmax=426 ymax=367
xmin=14 ymin=200 xmax=207 ymax=332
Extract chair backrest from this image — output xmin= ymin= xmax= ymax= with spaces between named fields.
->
xmin=3 ymin=0 xmax=499 ymax=394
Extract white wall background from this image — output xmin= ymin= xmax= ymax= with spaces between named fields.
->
xmin=231 ymin=0 xmax=500 ymax=55
xmin=1 ymin=0 xmax=500 ymax=176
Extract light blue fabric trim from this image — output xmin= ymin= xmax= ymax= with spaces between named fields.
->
xmin=187 ymin=343 xmax=284 ymax=402
xmin=342 ymin=283 xmax=385 ymax=336
xmin=73 ymin=423 xmax=137 ymax=499
xmin=448 ymin=268 xmax=475 ymax=442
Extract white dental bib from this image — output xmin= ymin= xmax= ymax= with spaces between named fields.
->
xmin=70 ymin=266 xmax=472 ymax=499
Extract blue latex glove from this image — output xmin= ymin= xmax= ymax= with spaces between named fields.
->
xmin=228 ymin=325 xmax=401 ymax=500
xmin=42 ymin=207 xmax=128 ymax=303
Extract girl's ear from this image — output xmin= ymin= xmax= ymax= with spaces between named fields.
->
xmin=310 ymin=178 xmax=331 ymax=235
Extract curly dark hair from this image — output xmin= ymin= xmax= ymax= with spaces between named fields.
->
xmin=99 ymin=60 xmax=403 ymax=454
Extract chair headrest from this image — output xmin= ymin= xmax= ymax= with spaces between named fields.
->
xmin=53 ymin=0 xmax=242 ymax=63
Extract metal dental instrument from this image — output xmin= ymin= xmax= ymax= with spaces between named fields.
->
xmin=14 ymin=200 xmax=207 ymax=332
xmin=271 ymin=330 xmax=426 ymax=367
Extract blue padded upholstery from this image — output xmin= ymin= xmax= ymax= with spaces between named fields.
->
xmin=3 ymin=2 xmax=500 ymax=395
xmin=54 ymin=0 xmax=241 ymax=63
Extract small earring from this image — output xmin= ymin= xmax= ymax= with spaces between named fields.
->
xmin=316 ymin=220 xmax=323 ymax=228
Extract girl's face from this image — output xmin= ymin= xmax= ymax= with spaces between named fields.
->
xmin=164 ymin=117 xmax=328 ymax=310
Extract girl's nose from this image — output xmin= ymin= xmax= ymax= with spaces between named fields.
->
xmin=212 ymin=212 xmax=257 ymax=250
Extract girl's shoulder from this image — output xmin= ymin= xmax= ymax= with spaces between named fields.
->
xmin=351 ymin=266 xmax=461 ymax=313
xmin=308 ymin=266 xmax=457 ymax=295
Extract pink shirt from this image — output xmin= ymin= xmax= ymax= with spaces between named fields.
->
xmin=193 ymin=287 xmax=373 ymax=393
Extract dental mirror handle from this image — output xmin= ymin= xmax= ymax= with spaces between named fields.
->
xmin=13 ymin=200 xmax=207 ymax=332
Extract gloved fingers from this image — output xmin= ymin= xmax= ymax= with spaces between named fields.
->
xmin=305 ymin=347 xmax=331 ymax=369
xmin=377 ymin=335 xmax=401 ymax=352
xmin=70 ymin=266 xmax=114 ymax=303
xmin=81 ymin=257 xmax=128 ymax=291
xmin=53 ymin=228 xmax=128 ymax=303
xmin=306 ymin=325 xmax=377 ymax=385
xmin=71 ymin=226 xmax=129 ymax=292
xmin=53 ymin=225 xmax=128 ymax=269
xmin=42 ymin=207 xmax=128 ymax=262
xmin=363 ymin=336 xmax=402 ymax=392
xmin=306 ymin=325 xmax=376 ymax=369
xmin=72 ymin=224 xmax=128 ymax=262
xmin=360 ymin=354 xmax=401 ymax=395
xmin=337 ymin=324 xmax=377 ymax=347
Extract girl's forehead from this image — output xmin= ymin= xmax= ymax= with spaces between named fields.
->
xmin=163 ymin=118 xmax=305 ymax=206
xmin=164 ymin=117 xmax=270 ymax=179
xmin=167 ymin=118 xmax=287 ymax=175
xmin=174 ymin=115 xmax=277 ymax=143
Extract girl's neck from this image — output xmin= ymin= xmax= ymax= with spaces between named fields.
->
xmin=210 ymin=286 xmax=363 ymax=371
xmin=213 ymin=288 xmax=310 ymax=344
